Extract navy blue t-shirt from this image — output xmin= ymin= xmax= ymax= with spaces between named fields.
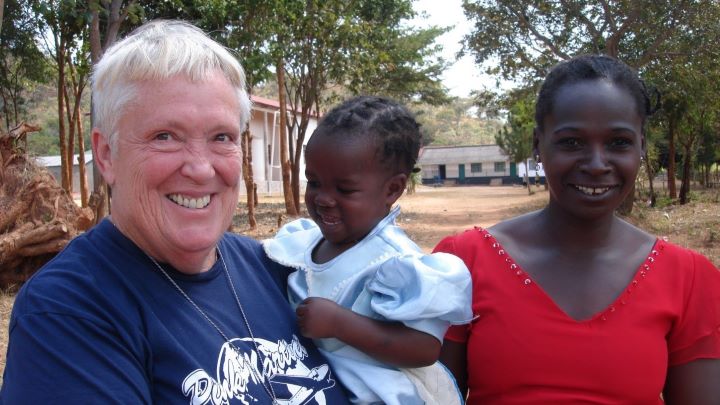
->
xmin=1 ymin=219 xmax=349 ymax=404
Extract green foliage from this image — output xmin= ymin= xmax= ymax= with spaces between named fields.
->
xmin=461 ymin=0 xmax=715 ymax=82
xmin=20 ymin=81 xmax=92 ymax=156
xmin=414 ymin=97 xmax=501 ymax=146
xmin=142 ymin=0 xmax=274 ymax=88
xmin=494 ymin=96 xmax=533 ymax=165
xmin=0 ymin=0 xmax=50 ymax=130
xmin=462 ymin=0 xmax=720 ymax=204
xmin=344 ymin=23 xmax=451 ymax=106
xmin=653 ymin=195 xmax=675 ymax=209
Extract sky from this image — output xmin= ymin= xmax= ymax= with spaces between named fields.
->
xmin=411 ymin=0 xmax=502 ymax=98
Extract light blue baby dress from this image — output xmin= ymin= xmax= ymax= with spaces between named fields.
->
xmin=263 ymin=206 xmax=473 ymax=405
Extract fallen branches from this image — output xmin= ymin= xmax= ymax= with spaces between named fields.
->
xmin=0 ymin=123 xmax=93 ymax=290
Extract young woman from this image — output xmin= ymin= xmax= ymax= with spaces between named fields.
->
xmin=437 ymin=55 xmax=720 ymax=404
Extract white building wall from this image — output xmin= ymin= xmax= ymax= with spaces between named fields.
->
xmin=420 ymin=160 xmax=510 ymax=179
xmin=240 ymin=108 xmax=318 ymax=196
xmin=248 ymin=114 xmax=268 ymax=183
xmin=516 ymin=158 xmax=546 ymax=178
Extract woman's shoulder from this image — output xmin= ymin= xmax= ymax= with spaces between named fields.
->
xmin=654 ymin=238 xmax=719 ymax=274
xmin=433 ymin=226 xmax=486 ymax=253
xmin=434 ymin=210 xmax=539 ymax=256
xmin=487 ymin=210 xmax=540 ymax=241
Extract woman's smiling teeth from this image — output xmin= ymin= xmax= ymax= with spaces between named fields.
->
xmin=573 ymin=185 xmax=614 ymax=196
xmin=168 ymin=194 xmax=211 ymax=209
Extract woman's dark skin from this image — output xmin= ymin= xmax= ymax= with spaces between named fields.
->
xmin=440 ymin=79 xmax=720 ymax=404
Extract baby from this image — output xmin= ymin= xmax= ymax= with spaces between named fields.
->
xmin=264 ymin=96 xmax=472 ymax=404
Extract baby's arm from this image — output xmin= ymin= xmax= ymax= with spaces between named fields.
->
xmin=296 ymin=297 xmax=440 ymax=368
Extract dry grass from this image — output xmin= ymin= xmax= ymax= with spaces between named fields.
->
xmin=1 ymin=185 xmax=717 ymax=386
xmin=1 ymin=288 xmax=14 ymax=387
xmin=626 ymin=189 xmax=720 ymax=266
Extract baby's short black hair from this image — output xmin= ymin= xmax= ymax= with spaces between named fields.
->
xmin=311 ymin=96 xmax=422 ymax=175
xmin=535 ymin=55 xmax=656 ymax=131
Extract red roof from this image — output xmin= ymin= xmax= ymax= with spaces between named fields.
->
xmin=250 ymin=95 xmax=320 ymax=117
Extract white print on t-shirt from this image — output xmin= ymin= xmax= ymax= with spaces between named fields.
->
xmin=181 ymin=334 xmax=336 ymax=405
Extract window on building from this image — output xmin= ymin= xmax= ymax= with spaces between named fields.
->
xmin=470 ymin=163 xmax=482 ymax=173
xmin=494 ymin=162 xmax=506 ymax=172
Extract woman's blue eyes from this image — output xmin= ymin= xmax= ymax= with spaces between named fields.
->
xmin=152 ymin=133 xmax=236 ymax=142
xmin=215 ymin=133 xmax=234 ymax=142
xmin=154 ymin=132 xmax=171 ymax=141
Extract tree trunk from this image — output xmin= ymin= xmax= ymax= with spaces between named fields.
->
xmin=291 ymin=134 xmax=301 ymax=213
xmin=645 ymin=156 xmax=656 ymax=207
xmin=63 ymin=78 xmax=75 ymax=195
xmin=89 ymin=0 xmax=132 ymax=221
xmin=76 ymin=107 xmax=89 ymax=207
xmin=65 ymin=57 xmax=87 ymax=202
xmin=240 ymin=128 xmax=256 ymax=229
xmin=276 ymin=59 xmax=298 ymax=216
xmin=89 ymin=7 xmax=107 ymax=218
xmin=679 ymin=142 xmax=693 ymax=204
xmin=57 ymin=42 xmax=70 ymax=192
xmin=667 ymin=116 xmax=677 ymax=199
xmin=1 ymin=91 xmax=10 ymax=131
xmin=703 ymin=164 xmax=710 ymax=188
xmin=0 ymin=0 xmax=4 ymax=36
xmin=522 ymin=162 xmax=530 ymax=194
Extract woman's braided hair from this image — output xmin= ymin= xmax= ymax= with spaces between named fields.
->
xmin=535 ymin=54 xmax=659 ymax=132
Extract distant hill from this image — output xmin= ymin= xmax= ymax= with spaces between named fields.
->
xmin=413 ymin=99 xmax=503 ymax=147
xmin=16 ymin=83 xmax=91 ymax=156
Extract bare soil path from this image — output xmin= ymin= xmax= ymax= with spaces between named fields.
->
xmin=395 ymin=185 xmax=548 ymax=251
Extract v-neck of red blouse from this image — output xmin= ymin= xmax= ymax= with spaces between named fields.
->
xmin=479 ymin=228 xmax=663 ymax=324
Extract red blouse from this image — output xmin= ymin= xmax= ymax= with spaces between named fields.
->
xmin=436 ymin=228 xmax=720 ymax=405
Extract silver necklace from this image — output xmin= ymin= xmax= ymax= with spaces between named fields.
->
xmin=146 ymin=247 xmax=279 ymax=404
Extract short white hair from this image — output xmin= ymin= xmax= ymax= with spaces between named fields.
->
xmin=91 ymin=20 xmax=251 ymax=149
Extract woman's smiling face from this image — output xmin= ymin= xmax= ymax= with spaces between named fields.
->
xmin=535 ymin=79 xmax=645 ymax=220
xmin=94 ymin=71 xmax=242 ymax=273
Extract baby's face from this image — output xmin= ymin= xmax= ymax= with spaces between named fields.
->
xmin=304 ymin=135 xmax=395 ymax=250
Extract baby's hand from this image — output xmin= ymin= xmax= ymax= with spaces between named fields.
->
xmin=296 ymin=297 xmax=344 ymax=339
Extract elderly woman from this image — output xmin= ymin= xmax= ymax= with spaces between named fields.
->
xmin=1 ymin=21 xmax=350 ymax=404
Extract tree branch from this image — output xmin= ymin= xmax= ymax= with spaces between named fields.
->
xmin=509 ymin=5 xmax=571 ymax=60
xmin=636 ymin=0 xmax=692 ymax=67
xmin=561 ymin=0 xmax=603 ymax=53
xmin=598 ymin=0 xmax=617 ymax=31
xmin=605 ymin=4 xmax=642 ymax=57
